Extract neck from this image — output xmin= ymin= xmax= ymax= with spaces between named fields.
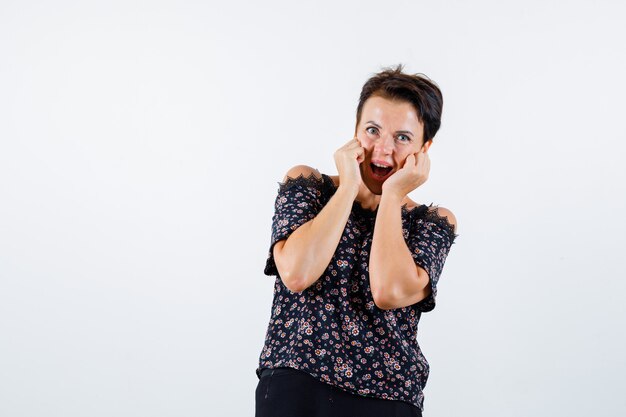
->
xmin=355 ymin=183 xmax=382 ymax=211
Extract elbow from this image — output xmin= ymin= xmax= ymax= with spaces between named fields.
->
xmin=371 ymin=271 xmax=431 ymax=310
xmin=281 ymin=274 xmax=307 ymax=293
xmin=273 ymin=241 xmax=318 ymax=293
xmin=371 ymin=286 xmax=396 ymax=311
xmin=277 ymin=268 xmax=313 ymax=293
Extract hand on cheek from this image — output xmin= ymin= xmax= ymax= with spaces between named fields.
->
xmin=334 ymin=137 xmax=366 ymax=193
xmin=382 ymin=148 xmax=430 ymax=198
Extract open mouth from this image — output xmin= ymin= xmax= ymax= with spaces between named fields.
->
xmin=370 ymin=162 xmax=393 ymax=180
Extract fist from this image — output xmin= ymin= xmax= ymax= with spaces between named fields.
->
xmin=334 ymin=137 xmax=365 ymax=193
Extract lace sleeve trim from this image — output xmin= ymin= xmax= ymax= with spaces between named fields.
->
xmin=276 ymin=172 xmax=326 ymax=194
xmin=423 ymin=203 xmax=459 ymax=244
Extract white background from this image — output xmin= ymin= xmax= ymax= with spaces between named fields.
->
xmin=1 ymin=1 xmax=625 ymax=416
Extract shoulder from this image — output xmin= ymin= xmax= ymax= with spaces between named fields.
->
xmin=427 ymin=206 xmax=458 ymax=234
xmin=282 ymin=165 xmax=322 ymax=182
xmin=276 ymin=165 xmax=326 ymax=196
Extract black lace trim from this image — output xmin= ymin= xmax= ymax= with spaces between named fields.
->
xmin=423 ymin=203 xmax=459 ymax=244
xmin=276 ymin=172 xmax=326 ymax=194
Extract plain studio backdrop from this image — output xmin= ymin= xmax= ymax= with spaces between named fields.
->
xmin=1 ymin=1 xmax=625 ymax=416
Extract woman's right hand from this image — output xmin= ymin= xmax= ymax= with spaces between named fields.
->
xmin=333 ymin=137 xmax=365 ymax=195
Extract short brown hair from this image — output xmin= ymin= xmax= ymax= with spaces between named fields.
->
xmin=356 ymin=64 xmax=443 ymax=144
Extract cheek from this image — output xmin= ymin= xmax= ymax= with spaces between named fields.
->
xmin=396 ymin=150 xmax=413 ymax=166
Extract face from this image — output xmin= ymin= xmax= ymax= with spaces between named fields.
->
xmin=355 ymin=95 xmax=429 ymax=195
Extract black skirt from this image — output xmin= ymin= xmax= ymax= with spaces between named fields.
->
xmin=255 ymin=367 xmax=423 ymax=417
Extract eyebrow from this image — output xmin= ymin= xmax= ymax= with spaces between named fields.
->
xmin=365 ymin=121 xmax=414 ymax=137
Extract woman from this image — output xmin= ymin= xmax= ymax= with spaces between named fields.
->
xmin=255 ymin=65 xmax=459 ymax=417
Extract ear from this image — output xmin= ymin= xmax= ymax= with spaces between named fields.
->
xmin=422 ymin=139 xmax=433 ymax=152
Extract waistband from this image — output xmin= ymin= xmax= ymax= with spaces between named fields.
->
xmin=258 ymin=367 xmax=303 ymax=379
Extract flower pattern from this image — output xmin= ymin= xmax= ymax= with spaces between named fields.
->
xmin=257 ymin=172 xmax=458 ymax=411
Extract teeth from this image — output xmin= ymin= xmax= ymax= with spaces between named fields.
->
xmin=373 ymin=163 xmax=391 ymax=168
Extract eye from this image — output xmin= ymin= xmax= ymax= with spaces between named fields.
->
xmin=366 ymin=126 xmax=378 ymax=135
xmin=396 ymin=134 xmax=411 ymax=143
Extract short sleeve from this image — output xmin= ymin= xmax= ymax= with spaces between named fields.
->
xmin=406 ymin=206 xmax=458 ymax=312
xmin=263 ymin=173 xmax=327 ymax=276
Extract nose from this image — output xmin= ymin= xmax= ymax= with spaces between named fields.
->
xmin=374 ymin=134 xmax=394 ymax=155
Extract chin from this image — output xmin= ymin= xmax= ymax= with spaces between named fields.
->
xmin=360 ymin=174 xmax=383 ymax=195
xmin=364 ymin=181 xmax=383 ymax=195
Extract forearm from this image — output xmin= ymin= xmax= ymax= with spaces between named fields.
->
xmin=370 ymin=193 xmax=424 ymax=308
xmin=276 ymin=185 xmax=357 ymax=292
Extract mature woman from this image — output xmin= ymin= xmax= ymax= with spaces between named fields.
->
xmin=255 ymin=65 xmax=459 ymax=417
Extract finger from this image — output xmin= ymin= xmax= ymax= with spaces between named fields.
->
xmin=347 ymin=137 xmax=361 ymax=148
xmin=404 ymin=153 xmax=417 ymax=168
xmin=421 ymin=154 xmax=430 ymax=174
xmin=350 ymin=142 xmax=365 ymax=156
xmin=403 ymin=153 xmax=415 ymax=168
xmin=347 ymin=144 xmax=362 ymax=155
xmin=415 ymin=152 xmax=425 ymax=170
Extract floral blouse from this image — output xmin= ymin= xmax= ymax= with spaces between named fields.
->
xmin=256 ymin=172 xmax=458 ymax=411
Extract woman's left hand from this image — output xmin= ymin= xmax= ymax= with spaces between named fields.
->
xmin=381 ymin=148 xmax=430 ymax=199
